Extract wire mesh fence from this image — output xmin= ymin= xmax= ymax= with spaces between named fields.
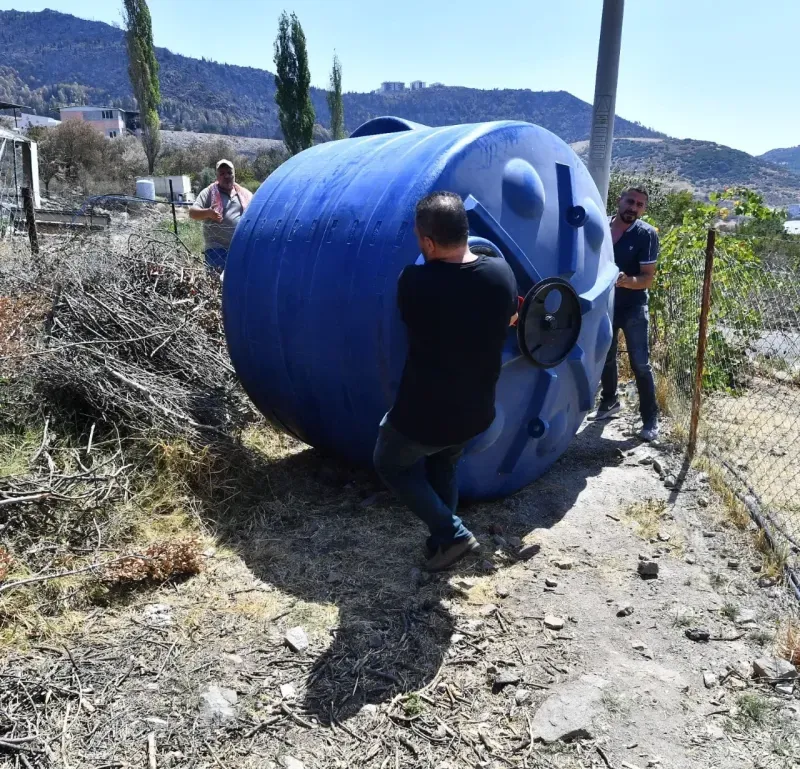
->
xmin=651 ymin=230 xmax=800 ymax=583
xmin=0 ymin=137 xmax=24 ymax=243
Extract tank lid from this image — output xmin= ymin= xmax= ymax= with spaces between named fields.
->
xmin=350 ymin=116 xmax=428 ymax=138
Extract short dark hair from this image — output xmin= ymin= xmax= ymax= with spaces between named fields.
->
xmin=415 ymin=191 xmax=469 ymax=247
xmin=621 ymin=186 xmax=649 ymax=200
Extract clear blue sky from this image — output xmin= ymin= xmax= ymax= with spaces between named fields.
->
xmin=1 ymin=0 xmax=797 ymax=155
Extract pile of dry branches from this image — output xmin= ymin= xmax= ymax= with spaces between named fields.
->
xmin=13 ymin=231 xmax=255 ymax=441
xmin=0 ymin=228 xmax=251 ymax=612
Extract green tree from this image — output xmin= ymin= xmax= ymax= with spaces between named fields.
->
xmin=326 ymin=53 xmax=345 ymax=140
xmin=273 ymin=11 xmax=315 ymax=155
xmin=123 ymin=0 xmax=161 ymax=173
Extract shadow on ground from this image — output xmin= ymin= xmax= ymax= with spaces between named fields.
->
xmin=198 ymin=420 xmax=637 ymax=723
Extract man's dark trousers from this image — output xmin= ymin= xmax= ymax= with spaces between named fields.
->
xmin=600 ymin=303 xmax=658 ymax=429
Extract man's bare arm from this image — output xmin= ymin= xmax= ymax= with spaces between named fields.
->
xmin=189 ymin=205 xmax=221 ymax=223
xmin=616 ymin=262 xmax=656 ymax=290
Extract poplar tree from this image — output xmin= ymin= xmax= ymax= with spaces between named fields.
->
xmin=123 ymin=0 xmax=161 ymax=173
xmin=327 ymin=53 xmax=345 ymax=140
xmin=274 ymin=11 xmax=315 ymax=155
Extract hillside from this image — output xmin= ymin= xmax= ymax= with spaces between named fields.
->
xmin=573 ymin=138 xmax=800 ymax=205
xmin=0 ymin=8 xmax=659 ymax=143
xmin=760 ymin=146 xmax=800 ymax=176
xmin=1 ymin=9 xmax=797 ymax=204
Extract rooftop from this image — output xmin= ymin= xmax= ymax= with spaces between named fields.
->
xmin=60 ymin=106 xmax=139 ymax=114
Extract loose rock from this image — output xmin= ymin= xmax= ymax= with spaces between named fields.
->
xmin=728 ymin=559 xmax=740 ymax=570
xmin=653 ymin=459 xmax=664 ymax=475
xmin=544 ymin=577 xmax=558 ymax=588
xmin=544 ymin=615 xmax=565 ymax=631
xmin=735 ymin=609 xmax=758 ymax=627
xmin=198 ymin=685 xmax=238 ymax=726
xmin=480 ymin=560 xmax=498 ymax=573
xmin=493 ymin=669 xmax=521 ymax=690
xmin=637 ymin=561 xmax=659 ymax=578
xmin=639 ymin=455 xmax=654 ymax=465
xmin=281 ymin=757 xmax=304 ymax=769
xmin=285 ymin=627 xmax=310 ymax=653
xmin=752 ymin=657 xmax=798 ymax=682
xmin=518 ymin=545 xmax=540 ymax=561
xmin=615 ymin=603 xmax=634 ymax=617
xmin=703 ymin=672 xmax=717 ymax=689
xmin=280 ymin=683 xmax=297 ymax=700
xmin=495 ymin=584 xmax=511 ymax=599
xmin=664 ymin=475 xmax=677 ymax=489
xmin=488 ymin=523 xmax=504 ymax=535
xmin=685 ymin=628 xmax=711 ymax=643
xmin=776 ymin=682 xmax=795 ymax=696
xmin=657 ymin=532 xmax=671 ymax=542
xmin=698 ymin=497 xmax=710 ymax=508
xmin=515 ymin=688 xmax=532 ymax=705
xmin=507 ymin=536 xmax=522 ymax=549
xmin=555 ymin=559 xmax=574 ymax=571
xmin=529 ymin=675 xmax=607 ymax=743
xmin=142 ymin=603 xmax=173 ymax=628
xmin=492 ymin=534 xmax=508 ymax=548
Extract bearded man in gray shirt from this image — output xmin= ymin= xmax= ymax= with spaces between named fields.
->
xmin=189 ymin=159 xmax=253 ymax=271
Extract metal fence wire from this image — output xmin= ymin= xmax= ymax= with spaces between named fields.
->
xmin=650 ymin=230 xmax=800 ymax=581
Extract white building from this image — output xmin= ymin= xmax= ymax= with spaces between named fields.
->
xmin=380 ymin=81 xmax=405 ymax=93
xmin=19 ymin=113 xmax=61 ymax=130
xmin=59 ymin=106 xmax=139 ymax=138
xmin=410 ymin=81 xmax=426 ymax=91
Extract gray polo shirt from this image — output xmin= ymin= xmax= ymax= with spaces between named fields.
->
xmin=195 ymin=184 xmax=244 ymax=251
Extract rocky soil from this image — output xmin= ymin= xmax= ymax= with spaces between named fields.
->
xmin=2 ymin=408 xmax=799 ymax=768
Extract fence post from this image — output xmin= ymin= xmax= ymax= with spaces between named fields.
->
xmin=21 ymin=186 xmax=39 ymax=255
xmin=688 ymin=228 xmax=716 ymax=456
xmin=168 ymin=179 xmax=178 ymax=236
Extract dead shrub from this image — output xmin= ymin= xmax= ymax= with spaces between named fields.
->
xmin=105 ymin=538 xmax=204 ymax=584
xmin=0 ymin=547 xmax=14 ymax=582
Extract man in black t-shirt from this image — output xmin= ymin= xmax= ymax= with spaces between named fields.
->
xmin=374 ymin=192 xmax=518 ymax=572
xmin=590 ymin=186 xmax=659 ymax=441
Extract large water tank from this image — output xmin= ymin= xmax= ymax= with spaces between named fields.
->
xmin=222 ymin=118 xmax=617 ymax=499
xmin=135 ymin=178 xmax=156 ymax=201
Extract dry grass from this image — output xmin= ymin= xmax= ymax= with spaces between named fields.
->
xmin=754 ymin=529 xmax=790 ymax=580
xmin=776 ymin=618 xmax=800 ymax=667
xmin=693 ymin=455 xmax=751 ymax=530
xmin=703 ymin=381 xmax=800 ymax=541
xmin=623 ymin=498 xmax=668 ymax=540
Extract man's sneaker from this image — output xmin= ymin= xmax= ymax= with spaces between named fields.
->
xmin=425 ymin=535 xmax=480 ymax=572
xmin=589 ymin=400 xmax=621 ymax=421
xmin=639 ymin=425 xmax=659 ymax=442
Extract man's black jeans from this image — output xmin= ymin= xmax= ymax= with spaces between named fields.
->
xmin=600 ymin=303 xmax=658 ymax=430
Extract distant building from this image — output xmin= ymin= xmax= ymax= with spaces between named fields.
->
xmin=19 ymin=113 xmax=61 ymax=130
xmin=59 ymin=106 xmax=140 ymax=138
xmin=410 ymin=81 xmax=426 ymax=91
xmin=380 ymin=81 xmax=405 ymax=93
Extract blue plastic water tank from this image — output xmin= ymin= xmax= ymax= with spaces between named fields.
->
xmin=222 ymin=118 xmax=617 ymax=499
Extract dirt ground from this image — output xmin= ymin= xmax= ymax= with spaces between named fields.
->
xmin=2 ymin=406 xmax=800 ymax=769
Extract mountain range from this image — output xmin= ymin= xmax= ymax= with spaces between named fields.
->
xmin=0 ymin=8 xmax=798 ymax=204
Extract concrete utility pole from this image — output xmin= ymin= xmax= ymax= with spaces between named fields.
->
xmin=587 ymin=0 xmax=625 ymax=205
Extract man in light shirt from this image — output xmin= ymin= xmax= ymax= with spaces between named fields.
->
xmin=189 ymin=159 xmax=253 ymax=271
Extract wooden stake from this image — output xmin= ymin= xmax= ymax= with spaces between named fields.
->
xmin=688 ymin=228 xmax=716 ymax=456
